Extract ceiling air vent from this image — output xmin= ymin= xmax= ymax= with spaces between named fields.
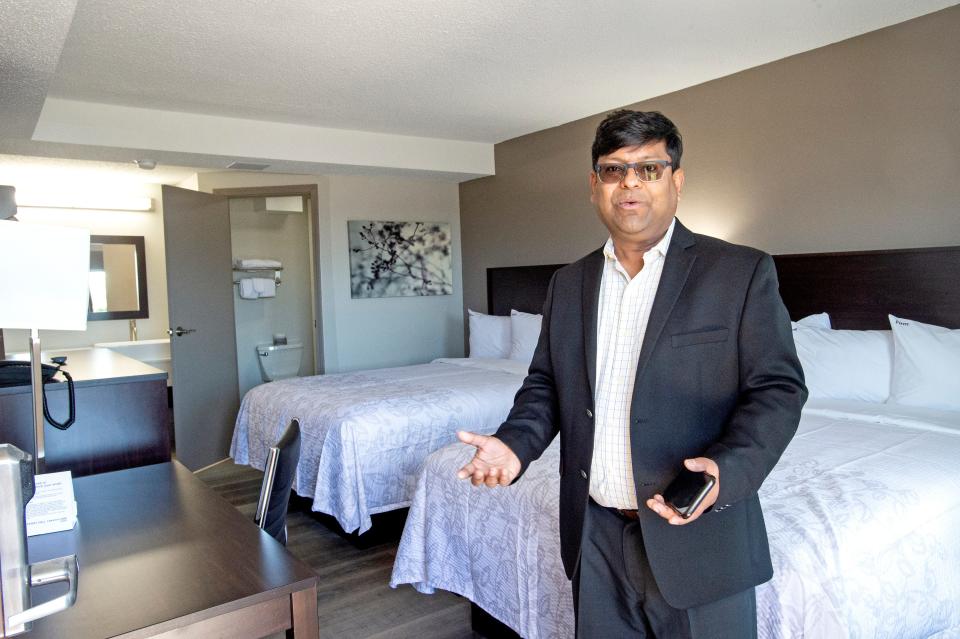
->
xmin=227 ymin=161 xmax=270 ymax=171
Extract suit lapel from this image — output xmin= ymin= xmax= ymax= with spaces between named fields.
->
xmin=581 ymin=249 xmax=603 ymax=399
xmin=634 ymin=220 xmax=697 ymax=384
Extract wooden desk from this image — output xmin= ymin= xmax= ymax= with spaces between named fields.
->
xmin=26 ymin=461 xmax=318 ymax=638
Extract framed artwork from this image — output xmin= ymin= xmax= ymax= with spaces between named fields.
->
xmin=348 ymin=220 xmax=453 ymax=298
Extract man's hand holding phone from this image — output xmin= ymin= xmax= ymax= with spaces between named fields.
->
xmin=646 ymin=457 xmax=720 ymax=526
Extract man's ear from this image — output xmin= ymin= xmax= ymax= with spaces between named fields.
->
xmin=589 ymin=170 xmax=599 ymax=204
xmin=673 ymin=167 xmax=685 ymax=196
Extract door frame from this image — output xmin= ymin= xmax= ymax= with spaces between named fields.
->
xmin=212 ymin=184 xmax=324 ymax=375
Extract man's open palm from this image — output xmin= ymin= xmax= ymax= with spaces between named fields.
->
xmin=456 ymin=431 xmax=521 ymax=487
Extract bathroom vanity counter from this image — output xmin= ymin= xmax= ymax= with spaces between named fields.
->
xmin=0 ymin=347 xmax=171 ymax=476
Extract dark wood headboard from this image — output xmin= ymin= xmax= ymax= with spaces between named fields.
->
xmin=773 ymin=246 xmax=960 ymax=330
xmin=487 ymin=264 xmax=565 ymax=316
xmin=486 ymin=245 xmax=960 ymax=330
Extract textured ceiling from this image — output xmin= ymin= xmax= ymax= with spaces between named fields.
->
xmin=1 ymin=0 xmax=956 ymax=179
xmin=0 ymin=0 xmax=77 ymax=138
xmin=47 ymin=0 xmax=957 ymax=143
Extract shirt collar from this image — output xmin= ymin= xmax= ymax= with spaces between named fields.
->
xmin=602 ymin=217 xmax=676 ymax=264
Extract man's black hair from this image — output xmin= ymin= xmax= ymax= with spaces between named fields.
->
xmin=591 ymin=110 xmax=683 ymax=169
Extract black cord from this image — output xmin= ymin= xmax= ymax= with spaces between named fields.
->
xmin=43 ymin=367 xmax=76 ymax=430
xmin=0 ymin=360 xmax=77 ymax=429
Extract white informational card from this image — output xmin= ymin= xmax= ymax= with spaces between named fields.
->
xmin=25 ymin=471 xmax=78 ymax=536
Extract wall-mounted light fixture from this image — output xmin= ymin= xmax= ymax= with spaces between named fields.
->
xmin=255 ymin=196 xmax=304 ymax=215
xmin=14 ymin=192 xmax=154 ymax=212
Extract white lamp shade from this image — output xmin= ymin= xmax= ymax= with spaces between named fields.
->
xmin=0 ymin=220 xmax=91 ymax=330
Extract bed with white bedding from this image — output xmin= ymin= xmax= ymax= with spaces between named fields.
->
xmin=390 ymin=399 xmax=960 ymax=639
xmin=230 ymin=357 xmax=527 ymax=533
xmin=389 ymin=245 xmax=960 ymax=637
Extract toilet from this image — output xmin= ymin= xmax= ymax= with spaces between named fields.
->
xmin=256 ymin=341 xmax=303 ymax=381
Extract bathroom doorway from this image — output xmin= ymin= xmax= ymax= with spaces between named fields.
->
xmin=214 ymin=185 xmax=323 ymax=399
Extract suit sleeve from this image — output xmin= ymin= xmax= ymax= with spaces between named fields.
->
xmin=494 ymin=273 xmax=561 ymax=475
xmin=705 ymin=254 xmax=808 ymax=508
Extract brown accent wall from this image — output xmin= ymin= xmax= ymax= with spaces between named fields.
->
xmin=460 ymin=6 xmax=960 ymax=315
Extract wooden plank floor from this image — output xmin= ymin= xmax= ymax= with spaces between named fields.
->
xmin=197 ymin=460 xmax=481 ymax=639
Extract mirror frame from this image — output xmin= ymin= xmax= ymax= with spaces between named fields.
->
xmin=88 ymin=234 xmax=149 ymax=321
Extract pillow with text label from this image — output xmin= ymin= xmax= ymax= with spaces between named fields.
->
xmin=888 ymin=315 xmax=960 ymax=411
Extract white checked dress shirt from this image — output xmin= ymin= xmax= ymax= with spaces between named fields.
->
xmin=589 ymin=219 xmax=675 ymax=510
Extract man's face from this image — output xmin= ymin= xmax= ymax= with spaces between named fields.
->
xmin=589 ymin=140 xmax=684 ymax=249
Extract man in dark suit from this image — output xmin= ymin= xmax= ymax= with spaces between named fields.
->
xmin=457 ymin=110 xmax=807 ymax=637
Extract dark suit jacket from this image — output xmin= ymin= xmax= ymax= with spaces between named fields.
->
xmin=494 ymin=219 xmax=807 ymax=610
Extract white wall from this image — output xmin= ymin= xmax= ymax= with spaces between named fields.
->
xmin=198 ymin=172 xmax=464 ymax=373
xmin=3 ymin=183 xmax=169 ymax=352
xmin=328 ymin=174 xmax=464 ymax=372
xmin=230 ymin=196 xmax=315 ymax=397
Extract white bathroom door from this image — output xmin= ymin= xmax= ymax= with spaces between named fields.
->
xmin=162 ymin=185 xmax=240 ymax=471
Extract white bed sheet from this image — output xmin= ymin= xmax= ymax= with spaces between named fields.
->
xmin=390 ymin=400 xmax=960 ymax=639
xmin=230 ymin=357 xmax=527 ymax=534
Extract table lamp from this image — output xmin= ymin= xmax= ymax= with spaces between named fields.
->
xmin=0 ymin=219 xmax=90 ymax=472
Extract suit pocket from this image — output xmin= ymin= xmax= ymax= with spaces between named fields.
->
xmin=671 ymin=327 xmax=729 ymax=348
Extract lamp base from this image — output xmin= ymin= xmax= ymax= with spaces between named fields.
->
xmin=30 ymin=328 xmax=46 ymax=474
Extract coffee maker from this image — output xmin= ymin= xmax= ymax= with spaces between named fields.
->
xmin=0 ymin=444 xmax=78 ymax=636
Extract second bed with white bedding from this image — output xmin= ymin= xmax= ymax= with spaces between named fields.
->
xmin=390 ymin=400 xmax=960 ymax=638
xmin=230 ymin=357 xmax=527 ymax=534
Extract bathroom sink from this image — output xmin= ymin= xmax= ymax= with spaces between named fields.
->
xmin=95 ymin=338 xmax=170 ymax=361
xmin=94 ymin=338 xmax=172 ymax=386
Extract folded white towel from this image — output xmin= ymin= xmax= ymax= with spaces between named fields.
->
xmin=251 ymin=277 xmax=276 ymax=298
xmin=234 ymin=258 xmax=282 ymax=269
xmin=239 ymin=279 xmax=259 ymax=299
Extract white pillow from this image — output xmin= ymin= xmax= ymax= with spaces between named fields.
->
xmin=792 ymin=327 xmax=893 ymax=402
xmin=467 ymin=309 xmax=511 ymax=359
xmin=509 ymin=309 xmax=543 ymax=364
xmin=792 ymin=313 xmax=831 ymax=329
xmin=888 ymin=315 xmax=960 ymax=411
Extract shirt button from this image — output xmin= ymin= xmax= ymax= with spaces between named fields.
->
xmin=585 ymin=409 xmax=593 ymax=418
xmin=580 ymin=469 xmax=588 ymax=479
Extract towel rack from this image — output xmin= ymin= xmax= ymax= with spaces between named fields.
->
xmin=232 ymin=266 xmax=283 ymax=287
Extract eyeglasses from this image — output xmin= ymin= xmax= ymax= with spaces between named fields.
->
xmin=594 ymin=160 xmax=672 ymax=184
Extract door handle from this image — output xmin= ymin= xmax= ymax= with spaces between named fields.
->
xmin=7 ymin=554 xmax=79 ymax=627
xmin=167 ymin=326 xmax=197 ymax=337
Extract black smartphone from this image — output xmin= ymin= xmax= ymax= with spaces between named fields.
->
xmin=662 ymin=468 xmax=716 ymax=519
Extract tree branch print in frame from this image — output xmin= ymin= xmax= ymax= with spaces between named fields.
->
xmin=348 ymin=220 xmax=453 ymax=298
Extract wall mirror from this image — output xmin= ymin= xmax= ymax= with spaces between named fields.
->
xmin=88 ymin=235 xmax=149 ymax=320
